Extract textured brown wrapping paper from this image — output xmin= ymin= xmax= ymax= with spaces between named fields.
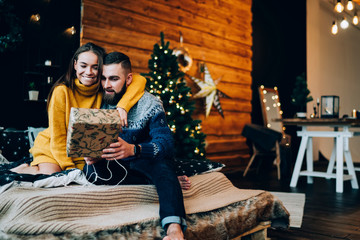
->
xmin=66 ymin=107 xmax=121 ymax=157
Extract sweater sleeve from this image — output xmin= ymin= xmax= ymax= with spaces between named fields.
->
xmin=47 ymin=87 xmax=77 ymax=170
xmin=139 ymin=110 xmax=175 ymax=161
xmin=116 ymin=75 xmax=146 ymax=112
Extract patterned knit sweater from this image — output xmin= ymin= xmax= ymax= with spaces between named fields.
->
xmin=102 ymin=91 xmax=175 ymax=161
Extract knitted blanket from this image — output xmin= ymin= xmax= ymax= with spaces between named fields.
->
xmin=0 ymin=172 xmax=289 ymax=240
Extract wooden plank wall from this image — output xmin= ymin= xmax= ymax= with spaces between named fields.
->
xmin=81 ymin=0 xmax=253 ymax=170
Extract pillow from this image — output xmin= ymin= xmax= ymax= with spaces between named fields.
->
xmin=0 ymin=128 xmax=30 ymax=162
xmin=172 ymin=158 xmax=225 ymax=177
xmin=0 ymin=152 xmax=9 ymax=164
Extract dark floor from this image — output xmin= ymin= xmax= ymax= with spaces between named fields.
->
xmin=225 ymin=161 xmax=360 ymax=240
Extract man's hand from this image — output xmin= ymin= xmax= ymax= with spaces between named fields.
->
xmin=101 ymin=137 xmax=135 ymax=160
xmin=84 ymin=157 xmax=102 ymax=165
xmin=117 ymin=107 xmax=128 ymax=127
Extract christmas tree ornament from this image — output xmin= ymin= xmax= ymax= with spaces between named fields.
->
xmin=173 ymin=31 xmax=193 ymax=73
xmin=188 ymin=63 xmax=231 ymax=118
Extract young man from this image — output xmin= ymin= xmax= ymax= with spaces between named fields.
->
xmin=83 ymin=52 xmax=186 ymax=240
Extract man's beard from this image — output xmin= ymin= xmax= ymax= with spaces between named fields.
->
xmin=103 ymin=85 xmax=127 ymax=105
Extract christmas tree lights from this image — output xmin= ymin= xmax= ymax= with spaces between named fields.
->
xmin=142 ymin=32 xmax=207 ymax=160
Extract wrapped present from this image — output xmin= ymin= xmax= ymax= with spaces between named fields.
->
xmin=66 ymin=108 xmax=121 ymax=158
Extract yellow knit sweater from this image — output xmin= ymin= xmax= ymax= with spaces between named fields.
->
xmin=30 ymin=75 xmax=146 ymax=170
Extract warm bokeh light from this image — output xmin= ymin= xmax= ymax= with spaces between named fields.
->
xmin=335 ymin=0 xmax=344 ymax=13
xmin=347 ymin=0 xmax=354 ymax=11
xmin=65 ymin=26 xmax=76 ymax=35
xmin=331 ymin=21 xmax=338 ymax=35
xmin=340 ymin=18 xmax=349 ymax=29
xmin=30 ymin=14 xmax=40 ymax=22
xmin=353 ymin=13 xmax=359 ymax=25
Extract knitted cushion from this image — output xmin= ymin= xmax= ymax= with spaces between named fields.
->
xmin=172 ymin=158 xmax=225 ymax=177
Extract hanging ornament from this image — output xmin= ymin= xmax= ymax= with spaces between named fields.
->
xmin=188 ymin=63 xmax=231 ymax=118
xmin=173 ymin=31 xmax=193 ymax=73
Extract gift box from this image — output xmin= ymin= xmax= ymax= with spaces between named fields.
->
xmin=66 ymin=108 xmax=121 ymax=158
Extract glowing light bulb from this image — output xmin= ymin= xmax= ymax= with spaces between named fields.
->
xmin=335 ymin=0 xmax=344 ymax=13
xmin=347 ymin=0 xmax=354 ymax=11
xmin=331 ymin=21 xmax=338 ymax=34
xmin=340 ymin=18 xmax=349 ymax=29
xmin=70 ymin=26 xmax=76 ymax=35
xmin=353 ymin=13 xmax=359 ymax=25
xmin=30 ymin=14 xmax=40 ymax=22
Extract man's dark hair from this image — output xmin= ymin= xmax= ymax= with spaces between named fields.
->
xmin=104 ymin=52 xmax=132 ymax=72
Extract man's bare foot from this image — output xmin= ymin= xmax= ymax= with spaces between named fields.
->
xmin=163 ymin=223 xmax=184 ymax=240
xmin=178 ymin=175 xmax=191 ymax=190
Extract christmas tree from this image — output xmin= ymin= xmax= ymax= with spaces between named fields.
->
xmin=141 ymin=32 xmax=207 ymax=160
xmin=291 ymin=72 xmax=313 ymax=112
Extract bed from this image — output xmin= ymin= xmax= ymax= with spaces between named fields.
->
xmin=0 ymin=168 xmax=289 ymax=240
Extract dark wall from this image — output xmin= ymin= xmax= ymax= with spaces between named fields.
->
xmin=0 ymin=0 xmax=80 ymax=129
xmin=251 ymin=0 xmax=306 ymax=175
xmin=251 ymin=0 xmax=307 ymax=125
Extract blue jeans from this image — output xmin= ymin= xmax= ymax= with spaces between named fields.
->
xmin=83 ymin=158 xmax=187 ymax=231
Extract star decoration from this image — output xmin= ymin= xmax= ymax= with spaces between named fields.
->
xmin=187 ymin=63 xmax=231 ymax=118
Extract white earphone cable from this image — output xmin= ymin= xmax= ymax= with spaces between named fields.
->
xmin=85 ymin=158 xmax=128 ymax=186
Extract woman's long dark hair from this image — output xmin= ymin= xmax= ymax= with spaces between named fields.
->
xmin=46 ymin=42 xmax=106 ymax=109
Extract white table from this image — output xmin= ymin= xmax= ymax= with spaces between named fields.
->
xmin=283 ymin=118 xmax=359 ymax=193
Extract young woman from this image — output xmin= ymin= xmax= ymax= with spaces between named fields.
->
xmin=12 ymin=42 xmax=146 ymax=175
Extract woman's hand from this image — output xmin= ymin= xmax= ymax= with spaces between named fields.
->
xmin=117 ymin=107 xmax=128 ymax=128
